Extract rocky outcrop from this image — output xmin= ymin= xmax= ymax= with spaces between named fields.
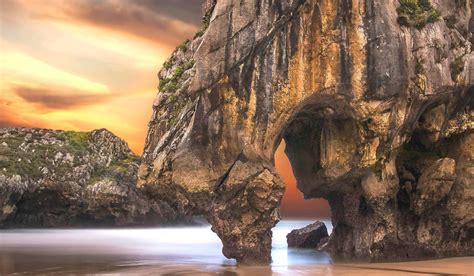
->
xmin=287 ymin=221 xmax=329 ymax=248
xmin=0 ymin=128 xmax=184 ymax=228
xmin=139 ymin=0 xmax=473 ymax=264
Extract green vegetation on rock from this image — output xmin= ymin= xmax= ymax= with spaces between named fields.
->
xmin=450 ymin=55 xmax=465 ymax=81
xmin=161 ymin=40 xmax=190 ymax=71
xmin=88 ymin=155 xmax=139 ymax=185
xmin=62 ymin=131 xmax=90 ymax=153
xmin=159 ymin=60 xmax=195 ymax=93
xmin=397 ymin=0 xmax=441 ymax=29
xmin=169 ymin=101 xmax=187 ymax=127
xmin=163 ymin=56 xmax=175 ymax=70
xmin=194 ymin=6 xmax=213 ymax=38
xmin=0 ymin=128 xmax=181 ymax=228
xmin=0 ymin=136 xmax=57 ymax=179
xmin=176 ymin=40 xmax=190 ymax=52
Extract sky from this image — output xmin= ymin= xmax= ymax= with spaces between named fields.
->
xmin=0 ymin=0 xmax=330 ymax=219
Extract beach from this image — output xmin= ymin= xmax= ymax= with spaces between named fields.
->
xmin=1 ymin=220 xmax=472 ymax=275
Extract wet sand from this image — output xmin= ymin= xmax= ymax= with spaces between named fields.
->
xmin=6 ymin=257 xmax=470 ymax=275
xmin=115 ymin=257 xmax=474 ymax=275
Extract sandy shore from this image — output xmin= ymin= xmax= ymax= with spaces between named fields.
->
xmin=2 ymin=224 xmax=472 ymax=275
xmin=114 ymin=257 xmax=474 ymax=275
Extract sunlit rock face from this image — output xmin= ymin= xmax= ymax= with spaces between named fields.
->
xmin=0 ymin=128 xmax=183 ymax=228
xmin=140 ymin=0 xmax=473 ymax=264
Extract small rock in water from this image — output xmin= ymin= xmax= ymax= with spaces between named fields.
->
xmin=287 ymin=221 xmax=329 ymax=248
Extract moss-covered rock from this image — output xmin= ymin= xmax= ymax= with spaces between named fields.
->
xmin=397 ymin=0 xmax=441 ymax=29
xmin=450 ymin=55 xmax=465 ymax=81
xmin=0 ymin=128 xmax=186 ymax=228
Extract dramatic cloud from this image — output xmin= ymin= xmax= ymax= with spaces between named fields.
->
xmin=2 ymin=49 xmax=109 ymax=95
xmin=121 ymin=0 xmax=204 ymax=25
xmin=7 ymin=0 xmax=202 ymax=49
xmin=13 ymin=86 xmax=113 ymax=110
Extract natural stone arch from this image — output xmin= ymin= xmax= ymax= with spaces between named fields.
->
xmin=138 ymin=0 xmax=473 ymax=265
xmin=274 ymin=92 xmax=395 ymax=259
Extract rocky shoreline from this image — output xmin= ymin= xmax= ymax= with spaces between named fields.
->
xmin=0 ymin=128 xmax=187 ymax=228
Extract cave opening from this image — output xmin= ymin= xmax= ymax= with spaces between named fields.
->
xmin=271 ymin=96 xmax=364 ymax=253
xmin=272 ymin=139 xmax=333 ymax=259
xmin=274 ymin=140 xmax=332 ymax=222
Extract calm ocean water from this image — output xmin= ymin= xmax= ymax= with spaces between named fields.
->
xmin=0 ymin=220 xmax=333 ymax=274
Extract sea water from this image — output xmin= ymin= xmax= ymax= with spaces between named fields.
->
xmin=0 ymin=220 xmax=332 ymax=274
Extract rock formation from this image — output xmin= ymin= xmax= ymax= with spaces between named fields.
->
xmin=139 ymin=0 xmax=473 ymax=264
xmin=0 ymin=128 xmax=184 ymax=228
xmin=287 ymin=221 xmax=329 ymax=248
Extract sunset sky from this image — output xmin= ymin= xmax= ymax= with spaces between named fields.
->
xmin=0 ymin=0 xmax=330 ymax=219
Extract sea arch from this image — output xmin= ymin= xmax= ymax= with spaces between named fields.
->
xmin=138 ymin=0 xmax=473 ymax=265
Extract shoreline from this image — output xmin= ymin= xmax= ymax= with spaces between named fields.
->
xmin=1 ymin=222 xmax=472 ymax=275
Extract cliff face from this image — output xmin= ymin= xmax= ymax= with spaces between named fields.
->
xmin=140 ymin=0 xmax=473 ymax=264
xmin=0 ymin=128 xmax=182 ymax=228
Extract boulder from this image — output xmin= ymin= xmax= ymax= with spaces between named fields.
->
xmin=287 ymin=221 xmax=329 ymax=248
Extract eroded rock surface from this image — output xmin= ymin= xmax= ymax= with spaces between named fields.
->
xmin=140 ymin=0 xmax=473 ymax=264
xmin=0 ymin=128 xmax=184 ymax=228
xmin=287 ymin=221 xmax=329 ymax=248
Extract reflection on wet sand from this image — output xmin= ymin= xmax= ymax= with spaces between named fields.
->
xmin=1 ymin=220 xmax=472 ymax=275
xmin=117 ymin=258 xmax=474 ymax=275
xmin=7 ymin=257 xmax=468 ymax=275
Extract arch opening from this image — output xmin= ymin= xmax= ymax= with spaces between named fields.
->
xmin=275 ymin=140 xmax=332 ymax=220
xmin=273 ymin=139 xmax=333 ymax=255
xmin=271 ymin=96 xmax=364 ymax=255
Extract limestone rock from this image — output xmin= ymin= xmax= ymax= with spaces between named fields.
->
xmin=287 ymin=221 xmax=329 ymax=248
xmin=140 ymin=0 xmax=474 ymax=264
xmin=0 ymin=128 xmax=185 ymax=228
xmin=413 ymin=158 xmax=456 ymax=215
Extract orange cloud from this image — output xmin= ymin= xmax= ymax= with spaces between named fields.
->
xmin=1 ymin=49 xmax=109 ymax=94
xmin=13 ymin=85 xmax=113 ymax=111
xmin=6 ymin=0 xmax=201 ymax=50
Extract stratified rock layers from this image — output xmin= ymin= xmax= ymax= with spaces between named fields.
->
xmin=140 ymin=0 xmax=473 ymax=264
xmin=0 ymin=128 xmax=182 ymax=228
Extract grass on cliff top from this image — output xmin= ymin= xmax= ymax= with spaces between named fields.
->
xmin=397 ymin=0 xmax=441 ymax=29
xmin=0 ymin=131 xmax=90 ymax=179
xmin=60 ymin=131 xmax=90 ymax=153
xmin=0 ymin=137 xmax=56 ymax=179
